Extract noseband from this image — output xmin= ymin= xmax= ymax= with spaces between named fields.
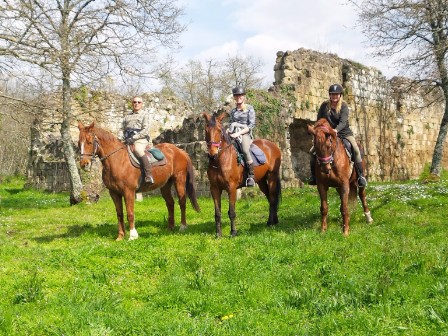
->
xmin=314 ymin=126 xmax=336 ymax=168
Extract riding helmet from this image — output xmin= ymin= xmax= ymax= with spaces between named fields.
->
xmin=232 ymin=86 xmax=245 ymax=95
xmin=328 ymin=84 xmax=343 ymax=94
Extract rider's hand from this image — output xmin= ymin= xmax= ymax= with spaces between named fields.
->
xmin=230 ymin=132 xmax=240 ymax=139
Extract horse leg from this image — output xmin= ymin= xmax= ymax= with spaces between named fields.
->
xmin=338 ymin=185 xmax=351 ymax=236
xmin=123 ymin=190 xmax=138 ymax=240
xmin=258 ymin=176 xmax=280 ymax=226
xmin=228 ymin=187 xmax=238 ymax=237
xmin=317 ymin=185 xmax=329 ymax=233
xmin=160 ymin=183 xmax=175 ymax=230
xmin=210 ymin=186 xmax=223 ymax=238
xmin=358 ymin=187 xmax=373 ymax=223
xmin=173 ymin=176 xmax=188 ymax=231
xmin=109 ymin=190 xmax=126 ymax=241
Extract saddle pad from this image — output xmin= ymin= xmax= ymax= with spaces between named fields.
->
xmin=127 ymin=145 xmax=166 ymax=167
xmin=249 ymin=144 xmax=266 ymax=166
xmin=148 ymin=148 xmax=164 ymax=161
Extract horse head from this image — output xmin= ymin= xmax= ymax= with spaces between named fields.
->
xmin=202 ymin=112 xmax=228 ymax=160
xmin=308 ymin=118 xmax=337 ymax=174
xmin=78 ymin=121 xmax=99 ymax=171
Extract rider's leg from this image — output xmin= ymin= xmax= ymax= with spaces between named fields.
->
xmin=134 ymin=139 xmax=154 ymax=184
xmin=346 ymin=136 xmax=367 ymax=187
xmin=241 ymin=134 xmax=255 ymax=187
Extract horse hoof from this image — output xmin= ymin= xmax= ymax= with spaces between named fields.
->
xmin=179 ymin=225 xmax=187 ymax=232
xmin=230 ymin=230 xmax=237 ymax=237
xmin=116 ymin=236 xmax=124 ymax=241
xmin=129 ymin=229 xmax=139 ymax=240
xmin=364 ymin=212 xmax=373 ymax=224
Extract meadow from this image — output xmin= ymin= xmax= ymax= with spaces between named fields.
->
xmin=0 ymin=173 xmax=447 ymax=335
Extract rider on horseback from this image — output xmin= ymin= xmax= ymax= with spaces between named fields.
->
xmin=228 ymin=86 xmax=256 ymax=187
xmin=309 ymin=84 xmax=368 ymax=188
xmin=119 ymin=95 xmax=154 ymax=184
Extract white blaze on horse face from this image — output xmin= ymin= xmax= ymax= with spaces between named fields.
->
xmin=80 ymin=142 xmax=85 ymax=155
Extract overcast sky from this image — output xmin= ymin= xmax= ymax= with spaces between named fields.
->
xmin=174 ymin=0 xmax=398 ymax=87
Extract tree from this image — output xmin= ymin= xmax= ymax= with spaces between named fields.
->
xmin=164 ymin=55 xmax=265 ymax=113
xmin=350 ymin=0 xmax=448 ymax=177
xmin=0 ymin=0 xmax=185 ymax=203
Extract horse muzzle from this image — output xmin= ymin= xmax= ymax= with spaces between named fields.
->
xmin=207 ymin=153 xmax=218 ymax=161
xmin=80 ymin=159 xmax=92 ymax=171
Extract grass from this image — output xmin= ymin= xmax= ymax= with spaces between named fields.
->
xmin=1 ymin=173 xmax=448 ymax=335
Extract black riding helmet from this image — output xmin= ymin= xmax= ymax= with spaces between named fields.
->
xmin=328 ymin=84 xmax=343 ymax=94
xmin=232 ymin=86 xmax=245 ymax=95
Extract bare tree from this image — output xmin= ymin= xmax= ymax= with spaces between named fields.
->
xmin=350 ymin=0 xmax=448 ymax=178
xmin=0 ymin=0 xmax=185 ymax=203
xmin=166 ymin=55 xmax=265 ymax=113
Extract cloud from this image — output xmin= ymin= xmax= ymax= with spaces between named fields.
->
xmin=174 ymin=0 xmax=398 ymax=86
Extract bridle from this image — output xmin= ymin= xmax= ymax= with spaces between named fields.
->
xmin=80 ymin=134 xmax=125 ymax=162
xmin=314 ymin=126 xmax=337 ymax=168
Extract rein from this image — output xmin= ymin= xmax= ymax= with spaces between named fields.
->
xmin=206 ymin=129 xmax=238 ymax=168
xmin=81 ymin=135 xmax=125 ymax=162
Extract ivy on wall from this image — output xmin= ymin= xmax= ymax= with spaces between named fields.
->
xmin=246 ymin=85 xmax=296 ymax=140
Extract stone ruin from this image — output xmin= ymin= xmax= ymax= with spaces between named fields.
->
xmin=27 ymin=48 xmax=448 ymax=196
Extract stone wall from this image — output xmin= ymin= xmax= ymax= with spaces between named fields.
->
xmin=27 ymin=48 xmax=448 ymax=195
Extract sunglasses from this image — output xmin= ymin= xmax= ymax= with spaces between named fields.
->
xmin=133 ymin=101 xmax=142 ymax=104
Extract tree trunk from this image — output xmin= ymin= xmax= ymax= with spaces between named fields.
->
xmin=61 ymin=74 xmax=83 ymax=204
xmin=430 ymin=103 xmax=448 ymax=176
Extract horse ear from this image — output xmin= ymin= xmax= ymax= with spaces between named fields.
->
xmin=217 ymin=112 xmax=227 ymax=122
xmin=78 ymin=120 xmax=84 ymax=130
xmin=307 ymin=124 xmax=315 ymax=135
xmin=202 ymin=112 xmax=210 ymax=121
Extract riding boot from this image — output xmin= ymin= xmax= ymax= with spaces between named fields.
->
xmin=139 ymin=155 xmax=154 ymax=184
xmin=355 ymin=161 xmax=367 ymax=188
xmin=246 ymin=162 xmax=255 ymax=187
xmin=308 ymin=155 xmax=317 ymax=185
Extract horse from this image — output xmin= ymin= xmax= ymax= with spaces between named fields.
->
xmin=77 ymin=121 xmax=201 ymax=241
xmin=202 ymin=112 xmax=282 ymax=237
xmin=307 ymin=118 xmax=373 ymax=236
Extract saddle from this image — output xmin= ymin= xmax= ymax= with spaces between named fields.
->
xmin=127 ymin=145 xmax=167 ymax=168
xmin=233 ymin=140 xmax=267 ymax=167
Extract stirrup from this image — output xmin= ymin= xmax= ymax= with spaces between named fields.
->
xmin=145 ymin=175 xmax=154 ymax=184
xmin=246 ymin=177 xmax=255 ymax=187
xmin=358 ymin=176 xmax=367 ymax=188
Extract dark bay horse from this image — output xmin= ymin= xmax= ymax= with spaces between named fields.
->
xmin=202 ymin=112 xmax=282 ymax=237
xmin=308 ymin=118 xmax=373 ymax=236
xmin=78 ymin=121 xmax=200 ymax=241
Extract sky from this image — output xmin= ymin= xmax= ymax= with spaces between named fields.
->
xmin=174 ymin=0 xmax=398 ymax=87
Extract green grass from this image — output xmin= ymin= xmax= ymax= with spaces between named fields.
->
xmin=1 ymin=174 xmax=448 ymax=335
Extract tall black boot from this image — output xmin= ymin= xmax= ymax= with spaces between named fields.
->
xmin=308 ymin=155 xmax=317 ymax=185
xmin=355 ymin=161 xmax=367 ymax=188
xmin=246 ymin=162 xmax=255 ymax=187
xmin=139 ymin=155 xmax=154 ymax=184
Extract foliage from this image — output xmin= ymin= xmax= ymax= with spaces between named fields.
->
xmin=248 ymin=85 xmax=296 ymax=139
xmin=1 ymin=175 xmax=448 ymax=335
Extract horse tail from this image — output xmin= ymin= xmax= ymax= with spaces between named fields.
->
xmin=185 ymin=154 xmax=201 ymax=213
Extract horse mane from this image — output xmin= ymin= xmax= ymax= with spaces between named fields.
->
xmin=92 ymin=125 xmax=120 ymax=143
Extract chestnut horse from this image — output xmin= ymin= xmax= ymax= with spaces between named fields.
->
xmin=307 ymin=118 xmax=373 ymax=236
xmin=202 ymin=112 xmax=282 ymax=237
xmin=78 ymin=121 xmax=200 ymax=241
